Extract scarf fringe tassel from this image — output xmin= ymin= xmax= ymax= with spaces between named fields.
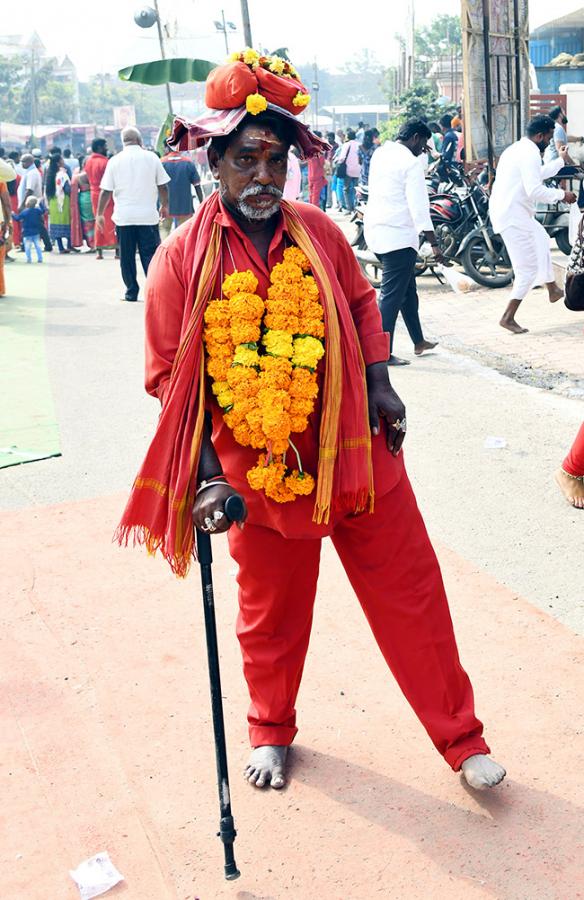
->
xmin=113 ymin=524 xmax=193 ymax=579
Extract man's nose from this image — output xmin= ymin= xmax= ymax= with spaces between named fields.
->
xmin=254 ymin=160 xmax=273 ymax=184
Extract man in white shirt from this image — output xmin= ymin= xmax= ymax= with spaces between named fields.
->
xmin=490 ymin=115 xmax=577 ymax=334
xmin=364 ymin=119 xmax=444 ymax=365
xmin=17 ymin=154 xmax=42 ymax=209
xmin=96 ymin=127 xmax=170 ymax=302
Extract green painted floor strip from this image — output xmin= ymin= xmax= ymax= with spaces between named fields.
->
xmin=0 ymin=258 xmax=61 ymax=468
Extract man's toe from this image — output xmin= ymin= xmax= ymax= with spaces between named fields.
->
xmin=271 ymin=767 xmax=286 ymax=789
xmin=255 ymin=769 xmax=268 ymax=788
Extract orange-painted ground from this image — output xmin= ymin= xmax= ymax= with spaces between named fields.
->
xmin=2 ymin=494 xmax=583 ymax=900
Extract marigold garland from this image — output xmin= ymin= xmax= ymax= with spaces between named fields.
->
xmin=203 ymin=246 xmax=325 ymax=503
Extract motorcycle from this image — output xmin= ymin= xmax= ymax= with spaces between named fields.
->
xmin=352 ymin=164 xmax=513 ymax=289
xmin=535 ymin=167 xmax=583 ymax=256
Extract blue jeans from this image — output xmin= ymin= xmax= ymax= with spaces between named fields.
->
xmin=343 ymin=176 xmax=358 ymax=212
xmin=24 ymin=235 xmax=43 ymax=263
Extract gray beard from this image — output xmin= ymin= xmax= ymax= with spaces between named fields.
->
xmin=235 ymin=183 xmax=283 ymax=221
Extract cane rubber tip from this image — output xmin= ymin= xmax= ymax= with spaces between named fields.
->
xmin=225 ymin=868 xmax=241 ymax=881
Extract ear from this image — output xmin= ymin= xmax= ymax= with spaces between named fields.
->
xmin=207 ymin=145 xmax=221 ymax=178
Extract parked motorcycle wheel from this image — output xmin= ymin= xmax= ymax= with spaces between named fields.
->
xmin=358 ymin=257 xmax=383 ymax=288
xmin=461 ymin=233 xmax=513 ymax=288
xmin=555 ymin=228 xmax=572 ymax=256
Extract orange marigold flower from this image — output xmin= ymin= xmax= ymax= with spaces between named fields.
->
xmin=231 ymin=320 xmax=261 ymax=345
xmin=290 ymin=368 xmax=319 ymax=399
xmin=301 ymin=275 xmax=320 ymax=302
xmin=229 ymin=292 xmax=265 ymax=321
xmin=290 ymin=397 xmax=314 ymax=417
xmin=271 ymin=438 xmax=289 ymax=454
xmin=249 ymin=431 xmax=266 ymax=449
xmin=265 ymin=478 xmax=296 ymax=503
xmin=270 ymin=260 xmax=303 ymax=285
xmin=286 ymin=470 xmax=315 ymax=495
xmin=233 ymin=423 xmax=252 ymax=446
xmin=222 ymin=270 xmax=258 ymax=298
xmin=227 ymin=367 xmax=259 ymax=388
xmin=266 ymin=282 xmax=301 ymax=309
xmin=262 ymin=408 xmax=291 ymax=441
xmin=245 ymin=407 xmax=263 ymax=432
xmin=257 ymin=387 xmax=291 ymax=410
xmin=205 ymin=338 xmax=234 ymax=359
xmin=283 ymin=246 xmax=311 ymax=272
xmin=207 ymin=357 xmax=231 ymax=381
xmin=247 ymin=462 xmax=267 ymax=490
xmin=265 ymin=312 xmax=300 ymax=333
xmin=260 ymin=356 xmax=292 ymax=375
xmin=204 ymin=298 xmax=230 ymax=326
xmin=290 ymin=415 xmax=309 ymax=432
xmin=204 ymin=325 xmax=232 ymax=344
xmin=298 ymin=299 xmax=323 ymax=320
xmin=298 ymin=318 xmax=325 ymax=338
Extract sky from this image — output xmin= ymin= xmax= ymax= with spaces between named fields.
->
xmin=1 ymin=0 xmax=579 ymax=81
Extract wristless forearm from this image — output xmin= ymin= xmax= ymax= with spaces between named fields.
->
xmin=196 ymin=413 xmax=224 ymax=483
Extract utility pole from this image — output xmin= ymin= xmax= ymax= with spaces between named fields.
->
xmin=312 ymin=60 xmax=319 ymax=132
xmin=221 ymin=10 xmax=230 ymax=54
xmin=153 ymin=0 xmax=173 ymax=113
xmin=240 ymin=0 xmax=253 ymax=47
xmin=30 ymin=43 xmax=37 ymax=146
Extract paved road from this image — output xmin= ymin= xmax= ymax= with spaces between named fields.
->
xmin=1 ymin=249 xmax=582 ymax=899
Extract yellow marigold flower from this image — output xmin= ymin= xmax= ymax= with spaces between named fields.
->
xmin=222 ymin=270 xmax=258 ymax=298
xmin=246 ymin=92 xmax=268 ymax=114
xmin=268 ymin=56 xmax=286 ymax=75
xmin=217 ymin=388 xmax=234 ymax=409
xmin=270 ymin=260 xmax=303 ymax=285
xmin=211 ymin=380 xmax=230 ymax=397
xmin=262 ymin=408 xmax=291 ymax=441
xmin=298 ymin=318 xmax=325 ymax=338
xmin=229 ymin=291 xmax=265 ymax=321
xmin=290 ymin=415 xmax=309 ymax=432
xmin=233 ymin=345 xmax=260 ymax=368
xmin=243 ymin=48 xmax=261 ymax=65
xmin=286 ymin=470 xmax=315 ymax=495
xmin=283 ymin=246 xmax=311 ymax=272
xmin=292 ymin=335 xmax=325 ymax=369
xmin=231 ymin=320 xmax=260 ymax=345
xmin=204 ymin=298 xmax=230 ymax=326
xmin=292 ymin=91 xmax=310 ymax=108
xmin=264 ymin=312 xmax=300 ymax=333
xmin=262 ymin=329 xmax=294 ymax=358
xmin=207 ymin=356 xmax=231 ymax=381
xmin=228 ymin=51 xmax=242 ymax=62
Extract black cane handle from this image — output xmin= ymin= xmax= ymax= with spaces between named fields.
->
xmin=224 ymin=493 xmax=245 ymax=523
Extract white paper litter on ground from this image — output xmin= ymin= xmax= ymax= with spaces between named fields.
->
xmin=484 ymin=436 xmax=507 ymax=449
xmin=69 ymin=853 xmax=124 ymax=900
xmin=435 ymin=265 xmax=479 ymax=293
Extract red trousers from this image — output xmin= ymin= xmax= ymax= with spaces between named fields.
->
xmin=228 ymin=472 xmax=490 ymax=771
xmin=563 ymin=422 xmax=584 ymax=477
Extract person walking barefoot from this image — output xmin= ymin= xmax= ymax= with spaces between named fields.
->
xmin=555 ymin=423 xmax=584 ymax=508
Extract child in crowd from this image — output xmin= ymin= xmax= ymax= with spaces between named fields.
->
xmin=12 ymin=197 xmax=45 ymax=263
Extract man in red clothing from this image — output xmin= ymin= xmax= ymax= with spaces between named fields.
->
xmin=119 ymin=51 xmax=506 ymax=793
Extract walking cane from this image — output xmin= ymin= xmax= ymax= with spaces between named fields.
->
xmin=196 ymin=493 xmax=244 ymax=881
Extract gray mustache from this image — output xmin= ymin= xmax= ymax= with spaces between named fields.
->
xmin=239 ymin=183 xmax=283 ymax=200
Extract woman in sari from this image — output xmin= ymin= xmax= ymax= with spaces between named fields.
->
xmin=70 ymin=166 xmax=95 ymax=250
xmin=45 ymin=155 xmax=71 ymax=253
xmin=85 ymin=138 xmax=117 ymax=259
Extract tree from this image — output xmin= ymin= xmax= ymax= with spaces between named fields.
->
xmin=415 ymin=14 xmax=461 ymax=60
xmin=0 ymin=54 xmax=26 ymax=121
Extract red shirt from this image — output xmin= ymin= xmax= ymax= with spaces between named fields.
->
xmin=145 ymin=199 xmax=403 ymax=538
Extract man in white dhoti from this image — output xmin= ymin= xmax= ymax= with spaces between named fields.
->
xmin=490 ymin=115 xmax=577 ymax=334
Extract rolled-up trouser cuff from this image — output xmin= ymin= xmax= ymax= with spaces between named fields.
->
xmin=447 ymin=740 xmax=492 ymax=772
xmin=249 ymin=724 xmax=297 ymax=748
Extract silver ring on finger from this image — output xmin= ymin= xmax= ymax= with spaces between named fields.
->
xmin=212 ymin=510 xmax=225 ymax=523
xmin=203 ymin=516 xmax=216 ymax=532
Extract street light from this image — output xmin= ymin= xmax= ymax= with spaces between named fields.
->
xmin=214 ymin=11 xmax=237 ymax=55
xmin=134 ymin=2 xmax=173 ymax=113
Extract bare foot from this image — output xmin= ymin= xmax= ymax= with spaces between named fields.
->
xmin=554 ymin=468 xmax=584 ymax=508
xmin=414 ymin=340 xmax=438 ymax=356
xmin=388 ymin=356 xmax=411 ymax=366
xmin=500 ymin=317 xmax=529 ymax=334
xmin=244 ymin=745 xmax=288 ymax=789
xmin=461 ymin=754 xmax=506 ymax=790
xmin=548 ymin=283 xmax=564 ymax=303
